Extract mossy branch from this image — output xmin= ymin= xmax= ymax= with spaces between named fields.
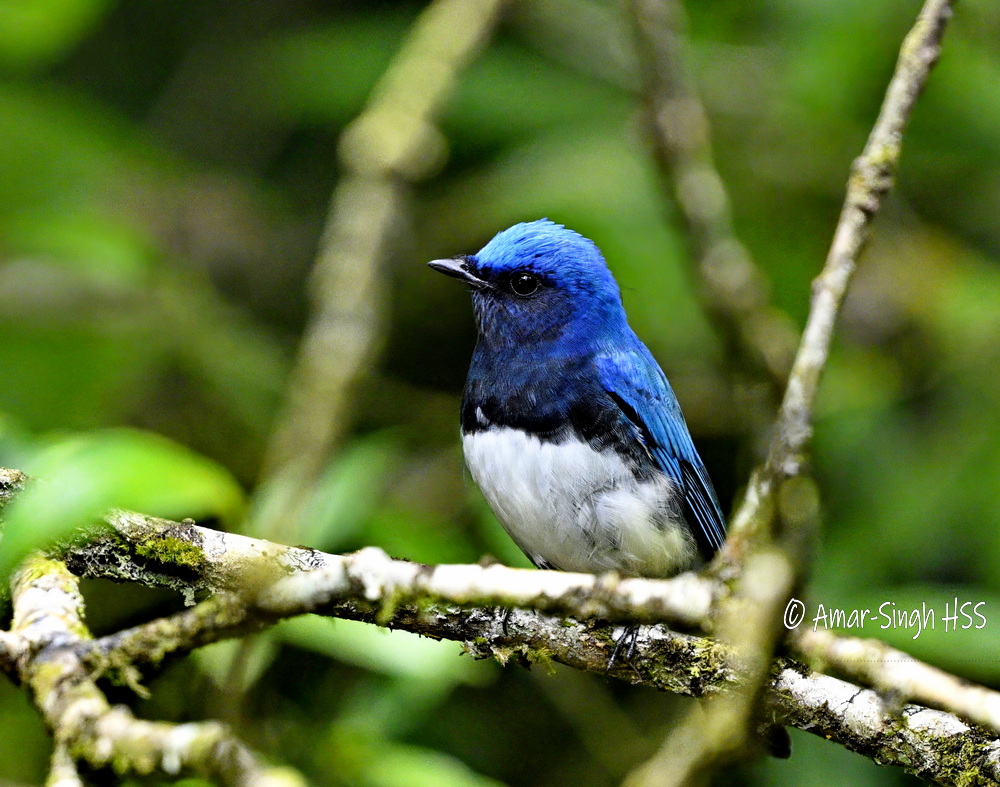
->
xmin=2 ymin=487 xmax=999 ymax=785
xmin=4 ymin=554 xmax=305 ymax=787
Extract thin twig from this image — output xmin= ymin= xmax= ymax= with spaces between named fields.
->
xmin=255 ymin=0 xmax=508 ymax=543
xmin=627 ymin=0 xmax=797 ymax=401
xmin=632 ymin=0 xmax=956 ymax=782
xmin=726 ymin=0 xmax=955 ymax=555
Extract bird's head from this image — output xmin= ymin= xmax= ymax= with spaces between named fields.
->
xmin=429 ymin=220 xmax=627 ymax=350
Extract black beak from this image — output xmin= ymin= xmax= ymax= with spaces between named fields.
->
xmin=427 ymin=256 xmax=488 ymax=289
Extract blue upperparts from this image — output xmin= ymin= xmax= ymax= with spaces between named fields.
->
xmin=431 ymin=219 xmax=727 ymax=558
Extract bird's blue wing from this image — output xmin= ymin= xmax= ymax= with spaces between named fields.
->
xmin=595 ymin=347 xmax=726 ymax=555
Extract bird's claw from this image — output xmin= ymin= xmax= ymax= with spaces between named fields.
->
xmin=606 ymin=624 xmax=641 ymax=673
xmin=498 ymin=606 xmax=512 ymax=636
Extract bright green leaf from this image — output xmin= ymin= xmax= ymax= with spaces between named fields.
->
xmin=363 ymin=741 xmax=507 ymax=787
xmin=0 ymin=0 xmax=113 ymax=72
xmin=0 ymin=428 xmax=244 ymax=576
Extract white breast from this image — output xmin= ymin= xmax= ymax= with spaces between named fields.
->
xmin=462 ymin=428 xmax=698 ymax=577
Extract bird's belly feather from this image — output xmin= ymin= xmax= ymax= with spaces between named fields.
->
xmin=462 ymin=427 xmax=697 ymax=577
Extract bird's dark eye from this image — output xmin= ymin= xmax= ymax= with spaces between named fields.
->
xmin=509 ymin=272 xmax=541 ymax=297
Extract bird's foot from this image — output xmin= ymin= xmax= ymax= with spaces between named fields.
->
xmin=497 ymin=606 xmax=512 ymax=636
xmin=606 ymin=624 xmax=641 ymax=673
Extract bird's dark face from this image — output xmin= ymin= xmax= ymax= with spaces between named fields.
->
xmin=429 ymin=220 xmax=628 ymax=351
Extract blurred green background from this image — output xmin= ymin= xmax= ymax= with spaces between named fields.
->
xmin=1 ymin=0 xmax=999 ymax=784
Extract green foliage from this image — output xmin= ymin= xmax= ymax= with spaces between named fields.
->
xmin=0 ymin=429 xmax=243 ymax=577
xmin=0 ymin=0 xmax=112 ymax=72
xmin=0 ymin=0 xmax=997 ymax=785
xmin=296 ymin=431 xmax=401 ymax=553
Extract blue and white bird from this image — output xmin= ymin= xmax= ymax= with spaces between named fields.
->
xmin=429 ymin=219 xmax=725 ymax=578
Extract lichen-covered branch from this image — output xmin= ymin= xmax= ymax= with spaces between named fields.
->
xmin=67 ymin=511 xmax=717 ymax=627
xmin=77 ymin=582 xmax=1000 ymax=784
xmin=726 ymin=0 xmax=955 ymax=555
xmin=63 ymin=536 xmax=1000 ymax=785
xmin=627 ymin=0 xmax=797 ymax=401
xmin=62 ymin=509 xmax=329 ymax=603
xmin=289 ymin=606 xmax=1000 ymax=785
xmin=772 ymin=670 xmax=1000 ymax=787
xmin=2 ymin=472 xmax=999 ymax=784
xmin=796 ymin=628 xmax=1000 ymax=736
xmin=72 ymin=529 xmax=1000 ymax=785
xmin=4 ymin=554 xmax=305 ymax=786
xmin=649 ymin=0 xmax=956 ymax=782
xmin=255 ymin=0 xmax=508 ymax=543
xmin=0 ymin=466 xmax=26 ymax=512
xmin=91 ymin=599 xmax=735 ymax=697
